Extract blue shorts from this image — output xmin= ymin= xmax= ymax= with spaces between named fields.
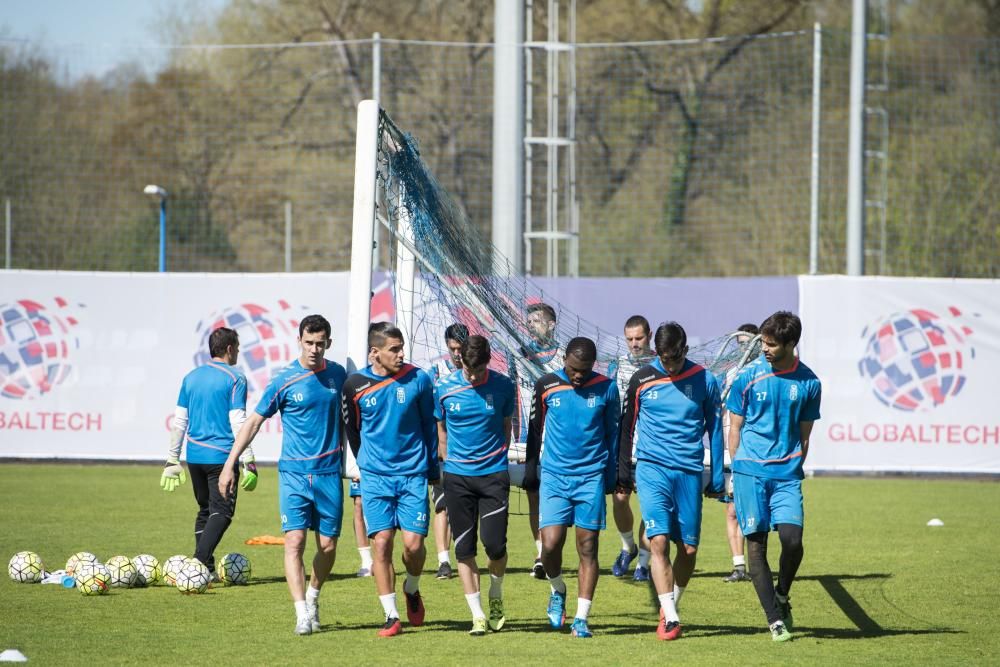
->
xmin=361 ymin=473 xmax=430 ymax=537
xmin=732 ymin=473 xmax=803 ymax=536
xmin=635 ymin=461 xmax=703 ymax=546
xmin=278 ymin=471 xmax=344 ymax=537
xmin=538 ymin=470 xmax=605 ymax=531
xmin=349 ymin=479 xmax=361 ymax=498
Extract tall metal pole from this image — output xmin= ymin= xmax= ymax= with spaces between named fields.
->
xmin=284 ymin=200 xmax=292 ymax=272
xmin=846 ymin=0 xmax=867 ymax=276
xmin=372 ymin=32 xmax=382 ymax=272
xmin=4 ymin=198 xmax=10 ymax=270
xmin=491 ymin=0 xmax=525 ymax=275
xmin=158 ymin=199 xmax=167 ymax=273
xmin=809 ymin=23 xmax=822 ymax=275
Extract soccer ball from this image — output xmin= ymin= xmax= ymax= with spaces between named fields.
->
xmin=65 ymin=552 xmax=99 ymax=575
xmin=131 ymin=554 xmax=161 ymax=587
xmin=162 ymin=555 xmax=189 ymax=586
xmin=75 ymin=562 xmax=110 ymax=595
xmin=8 ymin=551 xmax=44 ymax=583
xmin=175 ymin=559 xmax=211 ymax=594
xmin=219 ymin=552 xmax=251 ymax=586
xmin=105 ymin=556 xmax=138 ymax=588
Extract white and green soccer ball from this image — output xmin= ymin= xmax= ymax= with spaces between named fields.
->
xmin=105 ymin=555 xmax=138 ymax=588
xmin=75 ymin=562 xmax=111 ymax=596
xmin=8 ymin=551 xmax=44 ymax=583
xmin=162 ymin=555 xmax=189 ymax=587
xmin=131 ymin=554 xmax=161 ymax=587
xmin=175 ymin=559 xmax=211 ymax=594
xmin=219 ymin=552 xmax=251 ymax=586
xmin=65 ymin=551 xmax=99 ymax=575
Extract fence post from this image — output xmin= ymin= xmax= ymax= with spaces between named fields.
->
xmin=284 ymin=200 xmax=292 ymax=272
xmin=847 ymin=0 xmax=867 ymax=276
xmin=809 ymin=23 xmax=822 ymax=275
xmin=5 ymin=198 xmax=10 ymax=270
xmin=372 ymin=32 xmax=382 ymax=271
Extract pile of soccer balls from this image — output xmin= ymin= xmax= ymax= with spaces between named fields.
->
xmin=8 ymin=550 xmax=251 ymax=595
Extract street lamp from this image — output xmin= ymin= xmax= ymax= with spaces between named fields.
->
xmin=143 ymin=184 xmax=168 ymax=272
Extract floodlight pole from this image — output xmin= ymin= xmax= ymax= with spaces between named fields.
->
xmin=144 ymin=185 xmax=168 ymax=272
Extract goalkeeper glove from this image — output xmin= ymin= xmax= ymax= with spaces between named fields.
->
xmin=240 ymin=458 xmax=258 ymax=492
xmin=160 ymin=459 xmax=186 ymax=492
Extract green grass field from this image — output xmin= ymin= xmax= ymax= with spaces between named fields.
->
xmin=1 ymin=463 xmax=997 ymax=665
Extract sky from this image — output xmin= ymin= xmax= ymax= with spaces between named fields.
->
xmin=0 ymin=0 xmax=229 ymax=79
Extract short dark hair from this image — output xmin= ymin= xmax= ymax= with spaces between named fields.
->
xmin=760 ymin=311 xmax=801 ymax=347
xmin=527 ymin=302 xmax=557 ymax=323
xmin=653 ymin=321 xmax=687 ymax=356
xmin=565 ymin=336 xmax=597 ymax=362
xmin=444 ymin=323 xmax=470 ymax=344
xmin=368 ymin=321 xmax=404 ymax=349
xmin=624 ymin=315 xmax=650 ymax=335
xmin=738 ymin=323 xmax=760 ymax=335
xmin=299 ymin=314 xmax=331 ymax=339
xmin=460 ymin=335 xmax=491 ymax=368
xmin=208 ymin=327 xmax=238 ymax=358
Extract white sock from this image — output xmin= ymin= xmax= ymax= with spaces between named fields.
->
xmin=489 ymin=574 xmax=504 ymax=599
xmin=674 ymin=584 xmax=685 ymax=607
xmin=437 ymin=550 xmax=450 ymax=565
xmin=659 ymin=592 xmax=679 ymax=623
xmin=379 ymin=593 xmax=399 ymax=619
xmin=535 ymin=540 xmax=542 ymax=558
xmin=733 ymin=554 xmax=746 ymax=568
xmin=547 ymin=573 xmax=567 ymax=595
xmin=576 ymin=598 xmax=592 ymax=621
xmin=403 ymin=573 xmax=421 ymax=595
xmin=466 ymin=592 xmax=485 ymax=620
xmin=294 ymin=599 xmax=309 ymax=620
xmin=619 ymin=531 xmax=636 ymax=551
xmin=359 ymin=547 xmax=373 ymax=569
xmin=305 ymin=586 xmax=320 ymax=605
xmin=637 ymin=548 xmax=651 ymax=568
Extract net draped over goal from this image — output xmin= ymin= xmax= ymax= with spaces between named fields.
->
xmin=370 ymin=107 xmax=761 ymax=399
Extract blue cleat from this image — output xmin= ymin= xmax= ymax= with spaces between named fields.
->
xmin=633 ymin=565 xmax=650 ymax=582
xmin=570 ymin=617 xmax=593 ymax=638
xmin=546 ymin=589 xmax=567 ymax=629
xmin=611 ymin=546 xmax=639 ymax=577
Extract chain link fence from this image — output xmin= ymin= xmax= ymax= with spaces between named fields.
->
xmin=0 ymin=30 xmax=996 ymax=277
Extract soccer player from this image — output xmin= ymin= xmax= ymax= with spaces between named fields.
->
xmin=617 ymin=321 xmax=724 ymax=641
xmin=350 ymin=479 xmax=374 ymax=577
xmin=429 ymin=323 xmax=470 ymax=580
xmin=342 ymin=322 xmax=438 ymax=637
xmin=435 ymin=335 xmax=515 ymax=635
xmin=509 ymin=301 xmax=564 ymax=579
xmin=720 ymin=323 xmax=760 ymax=584
xmin=606 ymin=315 xmax=656 ymax=581
xmin=727 ymin=311 xmax=821 ymax=642
xmin=522 ymin=337 xmax=620 ymax=639
xmin=218 ymin=314 xmax=347 ymax=636
xmin=161 ymin=326 xmax=257 ymax=582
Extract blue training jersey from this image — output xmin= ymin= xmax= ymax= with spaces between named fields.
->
xmin=434 ymin=368 xmax=515 ymax=477
xmin=342 ymin=363 xmax=438 ymax=478
xmin=618 ymin=358 xmax=724 ymax=493
xmin=177 ymin=361 xmax=247 ymax=465
xmin=525 ymin=369 xmax=620 ymax=488
xmin=255 ymin=358 xmax=347 ymax=474
xmin=726 ymin=355 xmax=822 ymax=481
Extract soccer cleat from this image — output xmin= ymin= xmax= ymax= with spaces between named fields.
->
xmin=546 ymin=589 xmax=567 ymax=629
xmin=633 ymin=565 xmax=650 ymax=582
xmin=469 ymin=617 xmax=487 ymax=636
xmin=531 ymin=558 xmax=547 ymax=580
xmin=770 ymin=621 xmax=793 ymax=642
xmin=294 ymin=616 xmax=313 ymax=636
xmin=356 ymin=566 xmax=372 ymax=578
xmin=612 ymin=545 xmax=639 ymax=577
xmin=570 ymin=617 xmax=593 ymax=638
xmin=378 ymin=616 xmax=403 ymax=637
xmin=657 ymin=619 xmax=683 ymax=641
xmin=436 ymin=562 xmax=453 ymax=580
xmin=488 ymin=598 xmax=506 ymax=631
xmin=307 ymin=602 xmax=320 ymax=632
xmin=405 ymin=590 xmax=426 ymax=626
xmin=723 ymin=568 xmax=750 ymax=583
xmin=777 ymin=597 xmax=793 ymax=631
xmin=209 ymin=570 xmax=221 ymax=584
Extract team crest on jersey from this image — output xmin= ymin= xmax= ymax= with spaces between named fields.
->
xmin=587 ymin=393 xmax=596 ymax=408
xmin=485 ymin=394 xmax=494 ymax=410
xmin=684 ymin=384 xmax=694 ymax=400
xmin=396 ymin=387 xmax=406 ymax=404
xmin=789 ymin=383 xmax=799 ymax=401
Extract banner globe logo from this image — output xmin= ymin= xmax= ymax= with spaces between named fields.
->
xmin=858 ymin=306 xmax=975 ymax=412
xmin=0 ymin=298 xmax=83 ymax=400
xmin=194 ymin=302 xmax=304 ymax=393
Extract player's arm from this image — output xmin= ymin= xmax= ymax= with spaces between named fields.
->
xmin=703 ymin=377 xmax=725 ymax=496
xmin=229 ymin=375 xmax=258 ymax=491
xmin=800 ymin=421 xmax=815 ymax=464
xmin=341 ymin=379 xmax=363 ymax=460
xmin=724 ymin=370 xmax=748 ymax=462
xmin=616 ymin=374 xmax=640 ymax=492
xmin=522 ymin=378 xmax=546 ymax=490
xmin=218 ymin=411 xmax=265 ymax=498
xmin=799 ymin=380 xmax=821 ymax=466
xmin=603 ymin=381 xmax=622 ymax=493
xmin=418 ymin=373 xmax=440 ymax=483
xmin=161 ymin=381 xmax=189 ymax=493
xmin=728 ymin=413 xmax=744 ymax=461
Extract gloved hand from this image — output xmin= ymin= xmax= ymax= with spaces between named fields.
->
xmin=240 ymin=458 xmax=258 ymax=492
xmin=160 ymin=459 xmax=186 ymax=492
xmin=521 ymin=462 xmax=540 ymax=492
